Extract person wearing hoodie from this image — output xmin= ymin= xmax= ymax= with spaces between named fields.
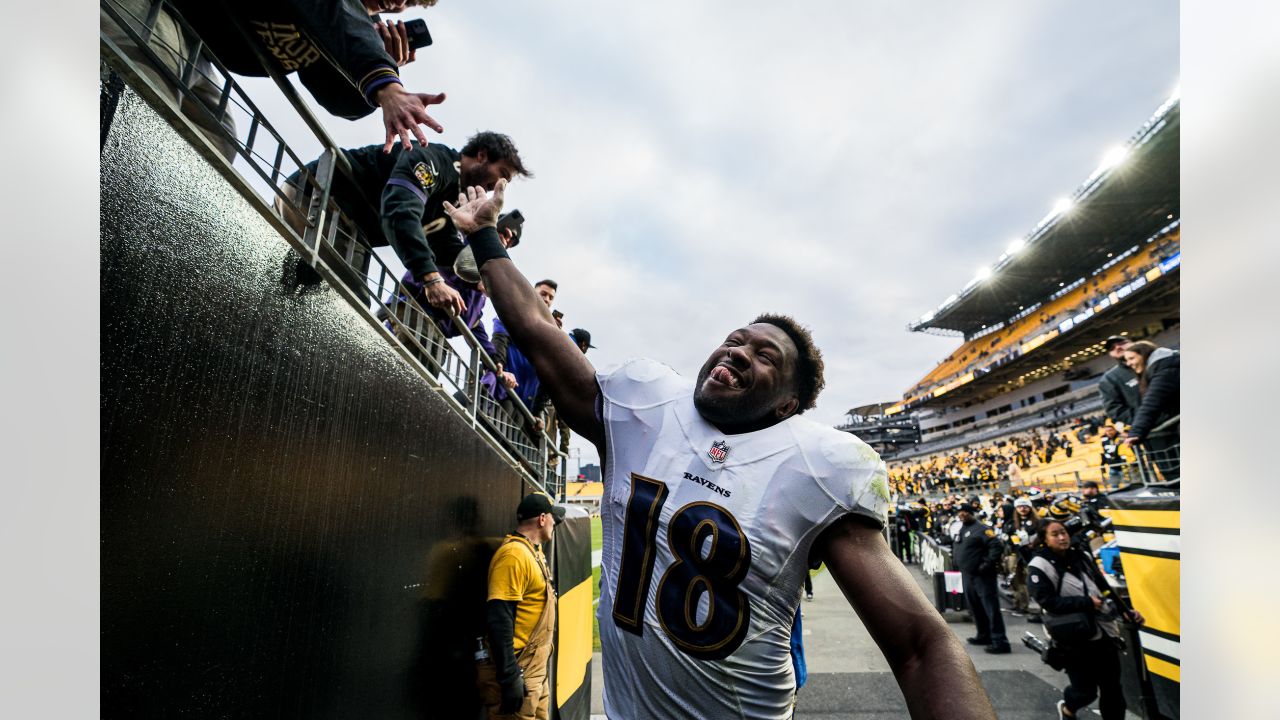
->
xmin=1121 ymin=340 xmax=1180 ymax=480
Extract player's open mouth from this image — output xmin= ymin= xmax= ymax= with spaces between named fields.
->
xmin=709 ymin=365 xmax=745 ymax=389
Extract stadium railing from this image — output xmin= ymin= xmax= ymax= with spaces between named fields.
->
xmin=100 ymin=0 xmax=566 ymax=496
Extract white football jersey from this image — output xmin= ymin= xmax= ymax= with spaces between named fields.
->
xmin=595 ymin=358 xmax=890 ymax=719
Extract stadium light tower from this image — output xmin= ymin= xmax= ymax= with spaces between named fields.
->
xmin=1051 ymin=197 xmax=1073 ymax=216
xmin=1100 ymin=146 xmax=1129 ymax=170
xmin=975 ymin=266 xmax=992 ymax=282
xmin=1007 ymin=238 xmax=1025 ymax=255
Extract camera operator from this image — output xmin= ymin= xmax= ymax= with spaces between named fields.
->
xmin=1028 ymin=520 xmax=1144 ymax=720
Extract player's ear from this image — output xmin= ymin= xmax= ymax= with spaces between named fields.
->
xmin=776 ymin=396 xmax=799 ymax=420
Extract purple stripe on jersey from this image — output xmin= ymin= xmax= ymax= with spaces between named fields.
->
xmin=386 ymin=177 xmax=427 ymax=203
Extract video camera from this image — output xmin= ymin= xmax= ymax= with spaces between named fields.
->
xmin=1046 ymin=494 xmax=1112 ymax=547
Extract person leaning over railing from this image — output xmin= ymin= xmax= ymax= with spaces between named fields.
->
xmin=173 ymin=0 xmax=448 ymax=152
xmin=1120 ymin=340 xmax=1180 ymax=480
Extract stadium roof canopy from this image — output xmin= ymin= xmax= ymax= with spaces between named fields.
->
xmin=909 ymin=95 xmax=1180 ymax=338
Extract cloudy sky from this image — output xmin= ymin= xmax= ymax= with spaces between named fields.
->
xmin=236 ymin=0 xmax=1178 ymax=471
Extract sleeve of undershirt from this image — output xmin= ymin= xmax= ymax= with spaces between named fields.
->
xmin=487 ymin=545 xmax=532 ymax=602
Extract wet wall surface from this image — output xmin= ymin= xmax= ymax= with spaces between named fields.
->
xmin=101 ymin=86 xmax=524 ymax=718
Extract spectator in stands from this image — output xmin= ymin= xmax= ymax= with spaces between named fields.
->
xmin=547 ymin=328 xmax=596 ymax=468
xmin=1029 ymin=520 xmax=1144 ymax=720
xmin=1098 ymin=424 xmax=1126 ymax=488
xmin=1097 ymin=336 xmax=1140 ymax=426
xmin=1121 ymin=340 xmax=1180 ymax=480
xmin=484 ymin=280 xmax=559 ymax=441
xmin=953 ymin=503 xmax=1010 ymax=654
xmin=174 ymin=0 xmax=448 ymax=154
xmin=286 ymin=133 xmax=531 ymax=319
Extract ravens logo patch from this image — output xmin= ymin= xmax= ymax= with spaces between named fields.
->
xmin=413 ymin=161 xmax=437 ymax=190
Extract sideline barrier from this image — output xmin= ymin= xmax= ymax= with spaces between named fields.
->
xmin=1109 ymin=483 xmax=1180 ymax=719
xmin=553 ymin=507 xmax=593 ymax=720
xmin=917 ymin=534 xmax=967 ymax=613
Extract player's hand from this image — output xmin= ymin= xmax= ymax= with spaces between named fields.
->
xmin=375 ymin=83 xmax=445 ymax=153
xmin=500 ymin=371 xmax=518 ymax=390
xmin=498 ymin=670 xmax=525 ymax=714
xmin=443 ymin=180 xmax=505 ymax=235
xmin=375 ymin=20 xmax=415 ymax=67
xmin=1122 ymin=436 xmax=1140 ymax=448
xmin=422 ymin=274 xmax=466 ymax=315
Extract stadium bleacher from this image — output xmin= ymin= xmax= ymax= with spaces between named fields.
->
xmin=903 ymin=228 xmax=1180 ymax=404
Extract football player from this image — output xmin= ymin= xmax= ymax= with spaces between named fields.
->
xmin=444 ymin=181 xmax=996 ymax=719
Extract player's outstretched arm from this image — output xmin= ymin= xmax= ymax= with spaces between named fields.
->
xmin=445 ymin=182 xmax=604 ymax=448
xmin=818 ymin=516 xmax=996 ymax=720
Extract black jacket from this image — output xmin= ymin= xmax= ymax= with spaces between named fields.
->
xmin=1026 ymin=547 xmax=1098 ymax=615
xmin=175 ymin=0 xmax=400 ymax=120
xmin=1098 ymin=363 xmax=1141 ymax=426
xmin=1130 ymin=348 xmax=1180 ymax=440
xmin=952 ymin=521 xmax=1002 ymax=576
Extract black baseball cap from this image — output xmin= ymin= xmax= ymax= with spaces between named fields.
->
xmin=517 ymin=492 xmax=566 ymax=524
xmin=958 ymin=503 xmax=979 ymax=514
xmin=570 ymin=328 xmax=596 ymax=348
xmin=1104 ymin=335 xmax=1130 ymax=350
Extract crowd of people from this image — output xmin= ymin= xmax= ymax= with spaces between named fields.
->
xmin=889 ymin=480 xmax=1142 ymax=718
xmin=888 ymin=414 xmax=1116 ymax=496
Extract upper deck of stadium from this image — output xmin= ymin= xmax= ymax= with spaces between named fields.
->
xmin=907 ymin=93 xmax=1178 ymax=339
xmin=890 ymin=94 xmax=1180 ymax=414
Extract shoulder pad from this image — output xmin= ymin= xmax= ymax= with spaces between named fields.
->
xmin=803 ymin=426 xmax=890 ymax=525
xmin=596 ymin=358 xmax=689 ymax=409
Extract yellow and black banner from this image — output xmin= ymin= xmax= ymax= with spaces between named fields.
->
xmin=553 ymin=506 xmax=593 ymax=720
xmin=1109 ymin=483 xmax=1180 ymax=719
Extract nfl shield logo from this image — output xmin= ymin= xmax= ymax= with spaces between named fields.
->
xmin=707 ymin=440 xmax=730 ymax=463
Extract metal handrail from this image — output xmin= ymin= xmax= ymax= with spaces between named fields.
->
xmin=101 ymin=0 xmax=566 ymax=495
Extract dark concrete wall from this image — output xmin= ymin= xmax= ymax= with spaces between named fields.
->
xmin=101 ymin=85 xmax=524 ymax=718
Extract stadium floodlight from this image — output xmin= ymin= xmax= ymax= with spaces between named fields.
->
xmin=975 ymin=266 xmax=992 ymax=282
xmin=1051 ymin=197 xmax=1073 ymax=216
xmin=1099 ymin=146 xmax=1129 ymax=170
xmin=1007 ymin=238 xmax=1025 ymax=254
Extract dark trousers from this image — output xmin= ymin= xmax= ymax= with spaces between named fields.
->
xmin=962 ymin=571 xmax=1008 ymax=646
xmin=803 ymin=573 xmax=813 ymax=596
xmin=1062 ymin=638 xmax=1126 ymax=719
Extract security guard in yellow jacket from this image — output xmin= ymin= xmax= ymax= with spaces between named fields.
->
xmin=477 ymin=493 xmax=564 ymax=720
